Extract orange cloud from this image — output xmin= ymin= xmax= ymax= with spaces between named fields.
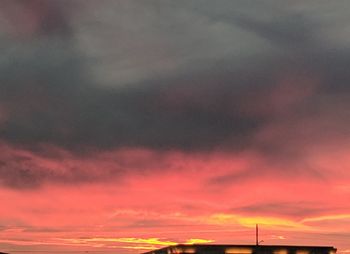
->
xmin=302 ymin=214 xmax=350 ymax=223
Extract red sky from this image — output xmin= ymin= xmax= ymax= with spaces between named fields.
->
xmin=0 ymin=144 xmax=349 ymax=254
xmin=0 ymin=1 xmax=349 ymax=254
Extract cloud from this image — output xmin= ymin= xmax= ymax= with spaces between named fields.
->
xmin=0 ymin=143 xmax=175 ymax=189
xmin=301 ymin=214 xmax=350 ymax=224
xmin=0 ymin=0 xmax=350 ymax=193
xmin=0 ymin=0 xmax=72 ymax=38
xmin=0 ymin=0 xmax=348 ymax=151
xmin=236 ymin=202 xmax=334 ymax=218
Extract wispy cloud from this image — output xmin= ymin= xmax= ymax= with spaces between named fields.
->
xmin=302 ymin=214 xmax=350 ymax=223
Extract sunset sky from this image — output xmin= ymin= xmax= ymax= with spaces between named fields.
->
xmin=0 ymin=1 xmax=349 ymax=254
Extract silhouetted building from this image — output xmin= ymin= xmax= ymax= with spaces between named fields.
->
xmin=142 ymin=245 xmax=337 ymax=254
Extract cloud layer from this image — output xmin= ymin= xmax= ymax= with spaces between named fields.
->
xmin=0 ymin=1 xmax=350 ymax=253
xmin=0 ymin=0 xmax=349 ymax=184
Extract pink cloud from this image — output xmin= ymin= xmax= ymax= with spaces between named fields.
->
xmin=0 ymin=141 xmax=349 ymax=253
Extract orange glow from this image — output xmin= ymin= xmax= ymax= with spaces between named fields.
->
xmin=273 ymin=249 xmax=288 ymax=254
xmin=296 ymin=250 xmax=310 ymax=254
xmin=225 ymin=248 xmax=253 ymax=254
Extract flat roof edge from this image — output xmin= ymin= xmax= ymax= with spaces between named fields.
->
xmin=142 ymin=244 xmax=337 ymax=254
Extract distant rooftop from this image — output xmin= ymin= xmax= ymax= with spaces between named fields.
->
xmin=142 ymin=244 xmax=337 ymax=254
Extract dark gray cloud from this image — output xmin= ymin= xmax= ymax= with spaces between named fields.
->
xmin=1 ymin=0 xmax=350 ymax=188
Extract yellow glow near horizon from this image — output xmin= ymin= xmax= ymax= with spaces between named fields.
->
xmin=122 ymin=245 xmax=158 ymax=250
xmin=207 ymin=213 xmax=306 ymax=229
xmin=91 ymin=237 xmax=178 ymax=246
xmin=238 ymin=216 xmax=304 ymax=228
xmin=185 ymin=239 xmax=214 ymax=244
xmin=57 ymin=237 xmax=178 ymax=246
xmin=57 ymin=237 xmax=214 ymax=249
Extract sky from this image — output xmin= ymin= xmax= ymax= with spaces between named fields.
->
xmin=0 ymin=0 xmax=349 ymax=253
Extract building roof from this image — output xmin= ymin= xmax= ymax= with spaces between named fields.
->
xmin=142 ymin=244 xmax=337 ymax=254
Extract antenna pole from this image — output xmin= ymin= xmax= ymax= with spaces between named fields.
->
xmin=256 ymin=224 xmax=258 ymax=245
